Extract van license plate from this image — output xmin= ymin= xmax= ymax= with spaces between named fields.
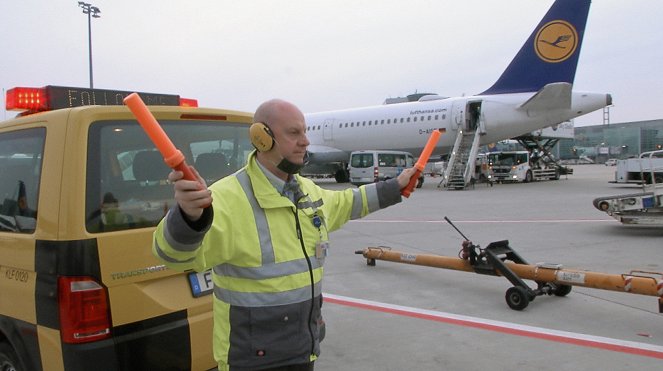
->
xmin=188 ymin=270 xmax=213 ymax=297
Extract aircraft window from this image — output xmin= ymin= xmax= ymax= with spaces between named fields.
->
xmin=387 ymin=119 xmax=391 ymax=124
xmin=344 ymin=123 xmax=348 ymax=128
xmin=421 ymin=116 xmax=425 ymax=121
xmin=407 ymin=118 xmax=411 ymax=123
xmin=414 ymin=117 xmax=417 ymax=122
xmin=428 ymin=115 xmax=432 ymax=121
xmin=317 ymin=125 xmax=321 ymax=130
xmin=368 ymin=121 xmax=372 ymax=126
xmin=400 ymin=118 xmax=404 ymax=123
xmin=350 ymin=123 xmax=354 ymax=127
xmin=362 ymin=122 xmax=366 ymax=126
xmin=442 ymin=114 xmax=446 ymax=119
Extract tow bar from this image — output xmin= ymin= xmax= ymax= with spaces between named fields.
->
xmin=355 ymin=217 xmax=663 ymax=312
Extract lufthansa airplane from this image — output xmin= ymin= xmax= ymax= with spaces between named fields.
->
xmin=303 ymin=0 xmax=611 ymax=182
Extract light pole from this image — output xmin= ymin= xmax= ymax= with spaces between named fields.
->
xmin=78 ymin=2 xmax=101 ymax=88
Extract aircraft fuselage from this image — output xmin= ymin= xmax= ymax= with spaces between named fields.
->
xmin=304 ymin=91 xmax=611 ymax=163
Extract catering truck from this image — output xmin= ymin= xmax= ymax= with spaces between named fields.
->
xmin=486 ymin=150 xmax=561 ymax=183
xmin=0 ymin=85 xmax=252 ymax=370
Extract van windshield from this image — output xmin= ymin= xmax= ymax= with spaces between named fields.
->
xmin=85 ymin=120 xmax=251 ymax=233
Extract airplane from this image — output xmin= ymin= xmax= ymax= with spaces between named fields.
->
xmin=302 ymin=0 xmax=612 ymax=183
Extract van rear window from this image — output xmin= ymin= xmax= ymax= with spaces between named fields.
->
xmin=350 ymin=153 xmax=374 ymax=168
xmin=85 ymin=120 xmax=251 ymax=233
xmin=0 ymin=128 xmax=44 ymax=233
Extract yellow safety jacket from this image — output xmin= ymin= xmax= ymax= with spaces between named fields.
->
xmin=153 ymin=151 xmax=402 ymax=370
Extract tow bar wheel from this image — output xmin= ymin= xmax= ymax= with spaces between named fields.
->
xmin=505 ymin=286 xmax=532 ymax=310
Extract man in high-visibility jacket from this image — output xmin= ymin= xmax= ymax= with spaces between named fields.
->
xmin=154 ymin=99 xmax=417 ymax=371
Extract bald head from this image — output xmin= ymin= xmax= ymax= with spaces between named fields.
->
xmin=253 ymin=99 xmax=304 ymax=130
xmin=252 ymin=99 xmax=310 ymax=179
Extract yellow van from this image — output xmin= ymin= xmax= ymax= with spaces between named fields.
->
xmin=0 ymin=85 xmax=253 ymax=370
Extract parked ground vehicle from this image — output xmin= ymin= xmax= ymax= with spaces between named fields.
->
xmin=604 ymin=158 xmax=617 ymax=166
xmin=0 ymin=85 xmax=253 ymax=370
xmin=595 ymin=150 xmax=663 ymax=225
xmin=487 ymin=150 xmax=561 ymax=183
xmin=348 ymin=150 xmax=420 ymax=186
xmin=612 ymin=151 xmax=663 ymax=184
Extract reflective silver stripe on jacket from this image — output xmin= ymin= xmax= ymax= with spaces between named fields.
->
xmin=153 ymin=239 xmax=196 ymax=264
xmin=236 ymin=170 xmax=276 ymax=264
xmin=154 ymin=210 xmax=199 ymax=263
xmin=214 ymin=256 xmax=321 ymax=280
xmin=215 ymin=281 xmax=322 ymax=307
xmin=213 ymin=170 xmax=321 ymax=306
xmin=351 ymin=184 xmax=379 ymax=219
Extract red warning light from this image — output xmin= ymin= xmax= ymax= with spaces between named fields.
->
xmin=5 ymin=87 xmax=49 ymax=112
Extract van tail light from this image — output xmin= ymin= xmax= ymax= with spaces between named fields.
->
xmin=373 ymin=167 xmax=379 ymax=182
xmin=58 ymin=276 xmax=111 ymax=344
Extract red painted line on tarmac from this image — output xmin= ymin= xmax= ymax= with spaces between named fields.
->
xmin=351 ymin=219 xmax=613 ymax=224
xmin=324 ymin=293 xmax=663 ymax=360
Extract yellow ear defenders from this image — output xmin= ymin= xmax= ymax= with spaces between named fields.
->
xmin=249 ymin=122 xmax=275 ymax=152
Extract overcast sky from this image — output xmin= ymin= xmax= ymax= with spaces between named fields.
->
xmin=1 ymin=0 xmax=662 ymax=126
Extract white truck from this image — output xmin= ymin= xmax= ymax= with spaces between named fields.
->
xmin=612 ymin=150 xmax=663 ymax=184
xmin=486 ymin=151 xmax=561 ymax=183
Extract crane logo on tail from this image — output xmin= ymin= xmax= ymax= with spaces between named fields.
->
xmin=534 ymin=20 xmax=578 ymax=63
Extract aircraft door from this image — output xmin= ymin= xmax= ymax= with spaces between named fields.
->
xmin=467 ymin=101 xmax=486 ymax=134
xmin=452 ymin=102 xmax=464 ymax=129
xmin=322 ymin=119 xmax=334 ymax=143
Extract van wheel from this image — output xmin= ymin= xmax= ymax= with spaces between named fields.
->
xmin=416 ymin=176 xmax=424 ymax=188
xmin=0 ymin=342 xmax=21 ymax=371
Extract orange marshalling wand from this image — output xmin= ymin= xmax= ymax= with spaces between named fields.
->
xmin=401 ymin=129 xmax=444 ymax=197
xmin=123 ymin=93 xmax=196 ymax=181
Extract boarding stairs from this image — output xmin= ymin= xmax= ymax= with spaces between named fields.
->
xmin=440 ymin=129 xmax=481 ymax=189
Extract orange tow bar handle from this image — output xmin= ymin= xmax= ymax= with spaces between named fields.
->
xmin=123 ymin=93 xmax=197 ymax=182
xmin=401 ymin=129 xmax=444 ymax=198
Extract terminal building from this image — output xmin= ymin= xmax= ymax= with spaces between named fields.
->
xmin=571 ymin=119 xmax=663 ymax=162
xmin=491 ymin=119 xmax=663 ymax=164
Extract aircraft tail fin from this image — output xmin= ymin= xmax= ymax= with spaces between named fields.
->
xmin=480 ymin=0 xmax=591 ymax=95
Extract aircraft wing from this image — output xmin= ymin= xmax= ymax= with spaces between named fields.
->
xmin=517 ymin=82 xmax=572 ymax=111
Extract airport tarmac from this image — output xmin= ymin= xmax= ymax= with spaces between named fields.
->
xmin=312 ymin=165 xmax=662 ymax=370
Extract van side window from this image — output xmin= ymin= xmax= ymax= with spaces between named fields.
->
xmin=0 ymin=128 xmax=45 ymax=233
xmin=85 ymin=120 xmax=251 ymax=233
